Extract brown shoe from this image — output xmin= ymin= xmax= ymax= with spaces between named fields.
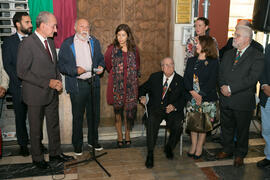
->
xmin=234 ymin=157 xmax=244 ymax=167
xmin=216 ymin=152 xmax=233 ymax=159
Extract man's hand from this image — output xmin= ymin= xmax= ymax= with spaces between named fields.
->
xmin=263 ymin=85 xmax=270 ymax=97
xmin=49 ymin=79 xmax=63 ymax=92
xmin=166 ymin=104 xmax=176 ymax=114
xmin=139 ymin=96 xmax=147 ymax=105
xmin=77 ymin=66 xmax=86 ymax=75
xmin=0 ymin=86 xmax=6 ymax=98
xmin=96 ymin=66 xmax=104 ymax=75
xmin=221 ymin=85 xmax=231 ymax=97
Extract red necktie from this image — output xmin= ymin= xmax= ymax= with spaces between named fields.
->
xmin=44 ymin=40 xmax=53 ymax=61
xmin=234 ymin=50 xmax=241 ymax=65
xmin=162 ymin=78 xmax=168 ymax=99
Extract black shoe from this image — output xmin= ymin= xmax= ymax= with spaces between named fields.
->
xmin=187 ymin=152 xmax=194 ymax=158
xmin=164 ymin=145 xmax=174 ymax=160
xmin=33 ymin=160 xmax=49 ymax=169
xmin=40 ymin=144 xmax=48 ymax=154
xmin=19 ymin=145 xmax=29 ymax=156
xmin=49 ymin=153 xmax=74 ymax=163
xmin=116 ymin=141 xmax=124 ymax=148
xmin=125 ymin=140 xmax=131 ymax=148
xmin=257 ymin=158 xmax=270 ymax=168
xmin=145 ymin=151 xmax=154 ymax=168
xmin=193 ymin=154 xmax=202 ymax=160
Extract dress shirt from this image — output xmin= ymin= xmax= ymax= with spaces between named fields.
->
xmin=162 ymin=72 xmax=175 ymax=96
xmin=34 ymin=31 xmax=53 ymax=58
xmin=74 ymin=35 xmax=92 ymax=79
xmin=17 ymin=32 xmax=28 ymax=41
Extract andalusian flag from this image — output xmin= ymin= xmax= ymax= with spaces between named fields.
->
xmin=28 ymin=0 xmax=77 ymax=48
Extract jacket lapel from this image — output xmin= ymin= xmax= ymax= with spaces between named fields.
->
xmin=32 ymin=33 xmax=54 ymax=63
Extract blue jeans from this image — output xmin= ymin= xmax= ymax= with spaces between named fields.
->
xmin=261 ymin=98 xmax=270 ymax=160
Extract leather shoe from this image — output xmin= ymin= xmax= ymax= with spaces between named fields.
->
xmin=164 ymin=145 xmax=174 ymax=160
xmin=49 ymin=153 xmax=74 ymax=163
xmin=257 ymin=158 xmax=270 ymax=168
xmin=216 ymin=151 xmax=232 ymax=159
xmin=19 ymin=146 xmax=29 ymax=156
xmin=33 ymin=160 xmax=49 ymax=169
xmin=234 ymin=157 xmax=244 ymax=167
xmin=145 ymin=151 xmax=154 ymax=168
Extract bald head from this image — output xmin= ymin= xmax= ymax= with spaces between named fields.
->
xmin=74 ymin=18 xmax=90 ymax=41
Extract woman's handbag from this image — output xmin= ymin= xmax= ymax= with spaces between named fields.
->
xmin=186 ymin=110 xmax=213 ymax=133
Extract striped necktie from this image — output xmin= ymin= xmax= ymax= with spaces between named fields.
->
xmin=162 ymin=78 xmax=168 ymax=99
xmin=234 ymin=50 xmax=241 ymax=65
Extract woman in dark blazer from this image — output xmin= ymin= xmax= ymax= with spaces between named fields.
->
xmin=184 ymin=35 xmax=219 ymax=159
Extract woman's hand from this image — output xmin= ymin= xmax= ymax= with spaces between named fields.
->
xmin=190 ymin=90 xmax=202 ymax=105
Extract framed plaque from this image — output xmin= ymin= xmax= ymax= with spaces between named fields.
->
xmin=175 ymin=0 xmax=192 ymax=24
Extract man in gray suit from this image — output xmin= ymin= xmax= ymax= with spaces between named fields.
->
xmin=217 ymin=25 xmax=264 ymax=167
xmin=17 ymin=11 xmax=73 ymax=169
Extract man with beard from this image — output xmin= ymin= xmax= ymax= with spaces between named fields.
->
xmin=2 ymin=12 xmax=46 ymax=156
xmin=58 ymin=18 xmax=105 ymax=155
xmin=217 ymin=25 xmax=264 ymax=167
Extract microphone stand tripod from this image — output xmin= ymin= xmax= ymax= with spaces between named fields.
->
xmin=66 ymin=68 xmax=111 ymax=177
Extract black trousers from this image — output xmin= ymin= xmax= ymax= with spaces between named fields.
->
xmin=220 ymin=107 xmax=252 ymax=158
xmin=70 ymin=80 xmax=100 ymax=149
xmin=146 ymin=108 xmax=182 ymax=152
xmin=12 ymin=89 xmax=28 ymax=146
xmin=28 ymin=94 xmax=61 ymax=162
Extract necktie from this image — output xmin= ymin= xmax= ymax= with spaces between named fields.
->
xmin=162 ymin=78 xmax=168 ymax=99
xmin=44 ymin=40 xmax=53 ymax=61
xmin=234 ymin=50 xmax=241 ymax=65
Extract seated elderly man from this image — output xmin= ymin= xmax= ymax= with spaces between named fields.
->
xmin=139 ymin=57 xmax=185 ymax=168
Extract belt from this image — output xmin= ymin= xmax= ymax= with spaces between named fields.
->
xmin=77 ymin=77 xmax=93 ymax=83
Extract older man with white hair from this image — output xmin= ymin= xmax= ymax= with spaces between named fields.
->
xmin=217 ymin=25 xmax=264 ymax=167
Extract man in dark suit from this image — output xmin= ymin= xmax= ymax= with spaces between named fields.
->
xmin=2 ymin=12 xmax=46 ymax=156
xmin=139 ymin=57 xmax=185 ymax=168
xmin=217 ymin=25 xmax=264 ymax=167
xmin=219 ymin=20 xmax=263 ymax=59
xmin=257 ymin=44 xmax=270 ymax=168
xmin=17 ymin=11 xmax=73 ymax=169
xmin=58 ymin=18 xmax=105 ymax=155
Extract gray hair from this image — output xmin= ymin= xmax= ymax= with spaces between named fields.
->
xmin=161 ymin=57 xmax=174 ymax=66
xmin=36 ymin=11 xmax=53 ymax=28
xmin=236 ymin=25 xmax=253 ymax=43
xmin=237 ymin=20 xmax=252 ymax=28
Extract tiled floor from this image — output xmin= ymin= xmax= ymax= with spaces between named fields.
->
xmin=1 ymin=132 xmax=270 ymax=180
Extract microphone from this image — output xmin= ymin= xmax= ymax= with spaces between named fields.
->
xmin=93 ymin=68 xmax=103 ymax=73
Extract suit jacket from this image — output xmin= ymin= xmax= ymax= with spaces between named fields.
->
xmin=259 ymin=44 xmax=270 ymax=107
xmin=58 ymin=35 xmax=105 ymax=94
xmin=2 ymin=33 xmax=21 ymax=94
xmin=139 ymin=71 xmax=186 ymax=119
xmin=219 ymin=46 xmax=264 ymax=111
xmin=219 ymin=37 xmax=264 ymax=59
xmin=16 ymin=33 xmax=61 ymax=106
xmin=184 ymin=56 xmax=218 ymax=102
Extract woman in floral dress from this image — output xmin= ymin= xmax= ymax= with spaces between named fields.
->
xmin=184 ymin=35 xmax=219 ymax=159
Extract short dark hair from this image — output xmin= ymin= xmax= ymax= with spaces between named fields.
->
xmin=13 ymin=12 xmax=29 ymax=29
xmin=198 ymin=35 xmax=218 ymax=59
xmin=113 ymin=24 xmax=136 ymax=52
xmin=196 ymin=17 xmax=209 ymax=26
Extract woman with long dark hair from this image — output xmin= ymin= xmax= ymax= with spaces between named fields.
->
xmin=105 ymin=24 xmax=140 ymax=148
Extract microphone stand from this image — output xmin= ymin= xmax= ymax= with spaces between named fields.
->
xmin=66 ymin=67 xmax=111 ymax=177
